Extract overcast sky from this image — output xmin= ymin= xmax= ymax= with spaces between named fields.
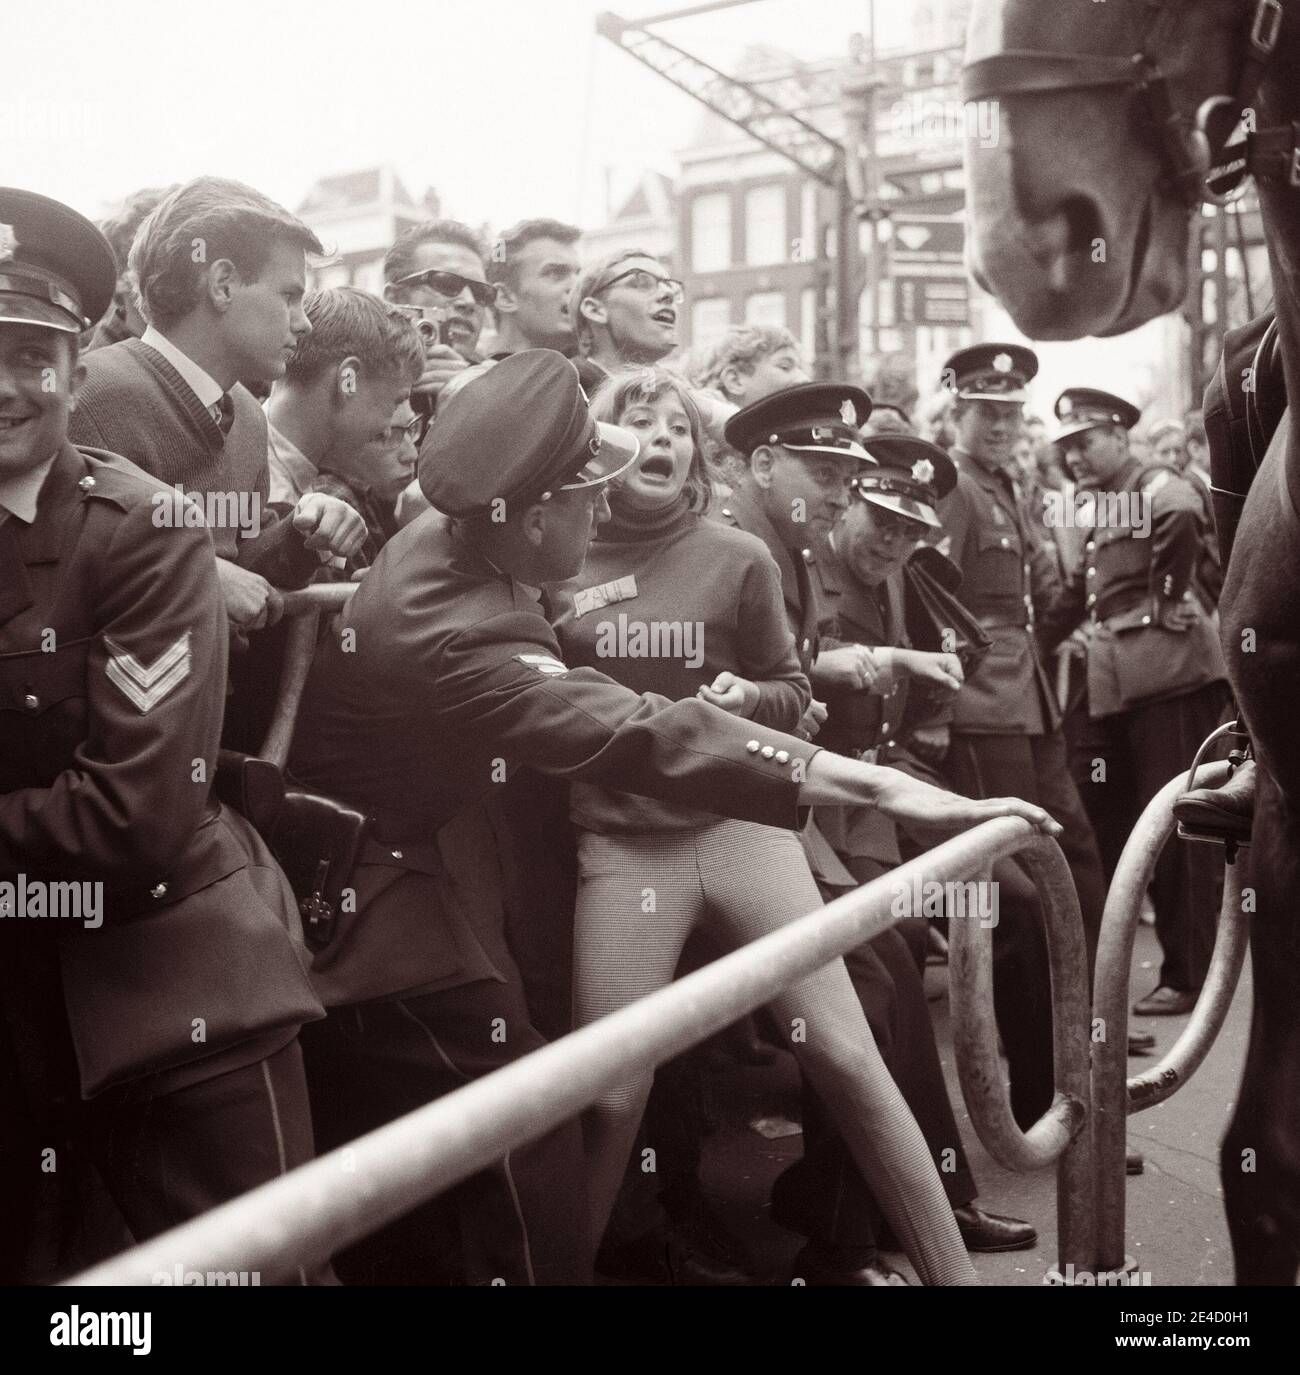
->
xmin=3 ymin=0 xmax=900 ymax=229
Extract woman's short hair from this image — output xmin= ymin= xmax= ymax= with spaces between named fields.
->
xmin=588 ymin=366 xmax=713 ymax=513
xmin=287 ymin=287 xmax=424 ymax=387
xmin=129 ymin=176 xmax=323 ymax=330
xmin=688 ymin=324 xmax=800 ymax=395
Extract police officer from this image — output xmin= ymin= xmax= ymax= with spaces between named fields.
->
xmin=0 ymin=188 xmax=325 ymax=1282
xmin=286 ymin=351 xmax=1059 ymax=1285
xmin=815 ymin=433 xmax=963 ymax=796
xmin=719 ymin=389 xmax=1037 ymax=1278
xmin=1045 ymin=388 xmax=1231 ymax=1017
xmin=936 ymin=346 xmax=1115 ymax=1126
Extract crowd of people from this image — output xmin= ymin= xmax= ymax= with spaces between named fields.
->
xmin=0 ymin=173 xmax=1227 ymax=1286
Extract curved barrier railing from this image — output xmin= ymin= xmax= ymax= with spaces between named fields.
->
xmin=1092 ymin=758 xmax=1250 ymax=1273
xmin=948 ymin=834 xmax=1095 ymax=1273
xmin=66 ymin=816 xmax=1090 ymax=1288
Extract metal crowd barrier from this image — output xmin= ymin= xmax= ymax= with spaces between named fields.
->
xmin=1092 ymin=755 xmax=1249 ymax=1274
xmin=67 ymin=816 xmax=1091 ymax=1287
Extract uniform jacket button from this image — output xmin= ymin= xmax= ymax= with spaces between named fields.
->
xmin=1141 ymin=615 xmax=1151 ymax=625
xmin=23 ymin=692 xmax=40 ymax=711
xmin=78 ymin=475 xmax=96 ymax=493
xmin=1086 ymin=592 xmax=1097 ymax=605
xmin=1000 ymin=536 xmax=1009 ymax=547
xmin=775 ymin=750 xmax=790 ymax=764
xmin=1086 ymin=566 xmax=1096 ymax=576
xmin=746 ymin=739 xmax=761 ymax=753
xmin=150 ymin=882 xmax=168 ymax=899
xmin=880 ymin=722 xmax=889 ymax=733
xmin=391 ymin=849 xmax=404 ymax=859
xmin=761 ymin=745 xmax=775 ymax=759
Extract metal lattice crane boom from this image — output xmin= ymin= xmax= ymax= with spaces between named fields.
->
xmin=595 ymin=10 xmax=844 ymax=186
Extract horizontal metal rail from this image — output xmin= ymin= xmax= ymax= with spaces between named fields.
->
xmin=1092 ymin=760 xmax=1248 ymax=1271
xmin=68 ymin=815 xmax=1066 ymax=1287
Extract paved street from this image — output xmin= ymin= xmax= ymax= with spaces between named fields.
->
xmin=693 ymin=919 xmax=1251 ymax=1287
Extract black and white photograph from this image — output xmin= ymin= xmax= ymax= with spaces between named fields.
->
xmin=1 ymin=0 xmax=1294 ymax=1347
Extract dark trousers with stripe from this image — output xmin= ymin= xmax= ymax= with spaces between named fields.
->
xmin=1068 ymin=681 xmax=1231 ymax=992
xmin=944 ymin=728 xmax=1107 ymax=1129
xmin=0 ymin=986 xmax=321 ymax=1284
xmin=299 ymin=983 xmax=591 ymax=1285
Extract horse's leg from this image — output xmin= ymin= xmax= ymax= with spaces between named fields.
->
xmin=1220 ymin=773 xmax=1300 ymax=1285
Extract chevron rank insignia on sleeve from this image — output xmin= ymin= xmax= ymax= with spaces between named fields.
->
xmin=515 ymin=652 xmax=570 ymax=676
xmin=104 ymin=631 xmax=193 ymax=712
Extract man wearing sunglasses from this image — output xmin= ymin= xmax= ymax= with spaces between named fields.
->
xmin=571 ymin=248 xmax=684 ymax=376
xmin=382 ymin=219 xmax=493 ymax=406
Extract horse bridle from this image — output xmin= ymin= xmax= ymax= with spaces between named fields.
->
xmin=963 ymin=0 xmax=1296 ymax=206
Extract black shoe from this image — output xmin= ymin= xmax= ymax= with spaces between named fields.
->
xmin=952 ymin=1204 xmax=1037 ymax=1253
xmin=596 ymin=1227 xmax=752 ymax=1286
xmin=1128 ymin=1030 xmax=1157 ymax=1055
xmin=792 ymin=1241 xmax=909 ymax=1286
xmin=1127 ymin=1149 xmax=1145 ymax=1176
xmin=1133 ymin=985 xmax=1197 ymax=1016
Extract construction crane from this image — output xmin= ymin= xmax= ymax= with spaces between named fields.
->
xmin=595 ymin=1 xmax=873 ymax=377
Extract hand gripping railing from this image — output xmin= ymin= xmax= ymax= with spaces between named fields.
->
xmin=1092 ymin=754 xmax=1250 ymax=1274
xmin=66 ymin=816 xmax=1089 ymax=1288
xmin=258 ymin=583 xmax=355 ymax=767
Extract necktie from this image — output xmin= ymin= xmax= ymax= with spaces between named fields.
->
xmin=210 ymin=392 xmax=235 ymax=439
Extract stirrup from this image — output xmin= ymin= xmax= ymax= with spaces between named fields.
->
xmin=1172 ymin=721 xmax=1254 ymax=861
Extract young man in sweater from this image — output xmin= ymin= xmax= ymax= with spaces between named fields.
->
xmin=69 ymin=177 xmax=366 ymax=634
xmin=266 ymin=286 xmax=424 ymax=571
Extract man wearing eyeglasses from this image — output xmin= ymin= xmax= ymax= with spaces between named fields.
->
xmin=571 ymin=248 xmax=685 ymax=375
xmin=382 ymin=219 xmax=494 ymax=406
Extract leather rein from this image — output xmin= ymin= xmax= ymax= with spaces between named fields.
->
xmin=962 ymin=0 xmax=1296 ymax=206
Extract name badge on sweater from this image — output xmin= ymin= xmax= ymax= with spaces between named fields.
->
xmin=573 ymin=575 xmax=638 ymax=619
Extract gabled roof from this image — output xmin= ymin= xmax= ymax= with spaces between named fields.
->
xmin=298 ymin=165 xmax=418 ymax=215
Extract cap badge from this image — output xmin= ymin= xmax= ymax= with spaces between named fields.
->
xmin=1059 ymin=395 xmax=1074 ymax=415
xmin=811 ymin=425 xmax=833 ymax=442
xmin=840 ymin=399 xmax=858 ymax=426
xmin=910 ymin=458 xmax=935 ymax=485
xmin=0 ymin=222 xmax=16 ymax=263
xmin=992 ymin=353 xmax=1013 ymax=373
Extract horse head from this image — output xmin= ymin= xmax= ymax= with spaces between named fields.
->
xmin=963 ymin=0 xmax=1278 ymax=339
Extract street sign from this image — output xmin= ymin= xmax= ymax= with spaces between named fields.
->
xmin=890 ymin=216 xmax=969 ymax=324
xmin=894 ymin=276 xmax=969 ymax=325
xmin=890 ymin=215 xmax=965 ymax=271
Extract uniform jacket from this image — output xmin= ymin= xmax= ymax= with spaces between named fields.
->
xmin=1039 ymin=460 xmax=1228 ymax=719
xmin=287 ymin=512 xmax=820 ymax=1007
xmin=713 ymin=485 xmax=822 ymax=673
xmin=812 ymin=536 xmax=916 ymax=765
xmin=939 ymin=449 xmax=1063 ymax=735
xmin=711 ymin=486 xmax=858 ymax=886
xmin=0 ymin=445 xmax=322 ymax=1098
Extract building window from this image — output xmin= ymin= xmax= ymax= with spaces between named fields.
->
xmin=691 ymin=297 xmax=732 ymax=345
xmin=745 ymin=291 xmax=786 ymax=328
xmin=691 ymin=192 xmax=731 ymax=273
xmin=800 ymin=288 xmax=818 ymax=357
xmin=744 ymin=185 xmax=786 ymax=266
